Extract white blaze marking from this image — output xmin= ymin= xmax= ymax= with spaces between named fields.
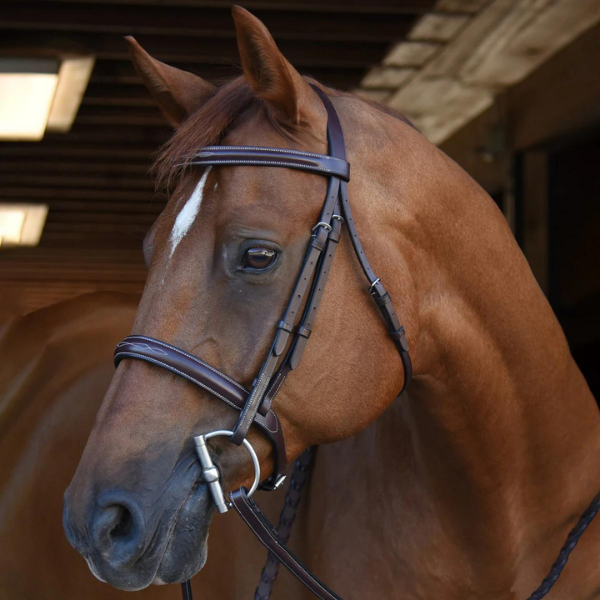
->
xmin=168 ymin=167 xmax=211 ymax=258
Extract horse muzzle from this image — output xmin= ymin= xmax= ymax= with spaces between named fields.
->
xmin=63 ymin=474 xmax=214 ymax=590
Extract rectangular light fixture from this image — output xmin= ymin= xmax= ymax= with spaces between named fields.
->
xmin=47 ymin=56 xmax=95 ymax=132
xmin=0 ymin=58 xmax=59 ymax=141
xmin=0 ymin=203 xmax=49 ymax=247
xmin=0 ymin=54 xmax=94 ymax=141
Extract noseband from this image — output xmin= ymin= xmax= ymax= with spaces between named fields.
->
xmin=114 ymin=86 xmax=411 ymax=599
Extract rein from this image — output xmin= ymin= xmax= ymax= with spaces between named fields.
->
xmin=112 ymin=87 xmax=599 ymax=600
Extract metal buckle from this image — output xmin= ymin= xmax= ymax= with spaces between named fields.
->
xmin=311 ymin=221 xmax=332 ymax=233
xmin=368 ymin=277 xmax=381 ymax=294
xmin=193 ymin=429 xmax=261 ymax=514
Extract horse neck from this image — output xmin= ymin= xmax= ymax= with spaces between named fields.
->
xmin=322 ymin=105 xmax=600 ymax=576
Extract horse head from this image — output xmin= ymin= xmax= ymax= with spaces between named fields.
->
xmin=63 ymin=7 xmax=416 ymax=590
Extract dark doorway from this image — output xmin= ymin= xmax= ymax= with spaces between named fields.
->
xmin=547 ymin=131 xmax=600 ymax=401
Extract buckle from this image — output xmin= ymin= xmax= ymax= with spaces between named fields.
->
xmin=193 ymin=430 xmax=261 ymax=514
xmin=368 ymin=277 xmax=381 ymax=294
xmin=311 ymin=221 xmax=332 ymax=233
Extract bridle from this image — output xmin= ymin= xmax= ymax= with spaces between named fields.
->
xmin=114 ymin=86 xmax=410 ymax=599
xmin=112 ymin=86 xmax=599 ymax=600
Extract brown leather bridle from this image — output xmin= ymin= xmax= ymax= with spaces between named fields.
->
xmin=113 ymin=87 xmax=412 ymax=600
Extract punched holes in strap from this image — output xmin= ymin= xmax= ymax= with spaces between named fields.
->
xmin=231 ymin=210 xmax=338 ymax=444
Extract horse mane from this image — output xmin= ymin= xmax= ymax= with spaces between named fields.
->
xmin=153 ymin=75 xmax=413 ymax=191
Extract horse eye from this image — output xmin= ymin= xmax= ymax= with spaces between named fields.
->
xmin=242 ymin=247 xmax=277 ymax=270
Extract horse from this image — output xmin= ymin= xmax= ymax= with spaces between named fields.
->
xmin=63 ymin=7 xmax=600 ymax=599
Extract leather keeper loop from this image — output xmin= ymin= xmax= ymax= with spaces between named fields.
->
xmin=369 ymin=280 xmax=387 ymax=299
xmin=390 ymin=327 xmax=409 ymax=352
xmin=297 ymin=325 xmax=311 ymax=339
xmin=374 ymin=291 xmax=392 ymax=308
xmin=278 ymin=320 xmax=294 ymax=333
xmin=328 ymin=230 xmax=341 ymax=243
xmin=310 ymin=237 xmax=327 ymax=252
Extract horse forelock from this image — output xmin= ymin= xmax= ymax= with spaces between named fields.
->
xmin=153 ymin=77 xmax=257 ymax=191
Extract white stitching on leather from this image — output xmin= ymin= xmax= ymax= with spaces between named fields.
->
xmin=200 ymin=146 xmax=332 ymax=159
xmin=237 ymin=370 xmax=267 ymax=434
xmin=129 ymin=335 xmax=247 ymax=392
xmin=114 ymin=352 xmax=240 ymax=411
xmin=271 ymin=374 xmax=286 ymax=401
xmin=115 ymin=350 xmax=279 ymax=435
xmin=269 ymin=410 xmax=279 ymax=434
xmin=189 ymin=159 xmax=335 ymax=174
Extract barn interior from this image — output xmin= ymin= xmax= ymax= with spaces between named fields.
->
xmin=0 ymin=0 xmax=599 ymax=399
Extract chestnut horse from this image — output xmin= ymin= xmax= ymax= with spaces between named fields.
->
xmin=64 ymin=7 xmax=600 ymax=600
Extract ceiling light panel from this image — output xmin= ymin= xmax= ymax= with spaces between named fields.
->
xmin=0 ymin=58 xmax=59 ymax=141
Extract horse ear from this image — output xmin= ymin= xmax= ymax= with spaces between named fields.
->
xmin=126 ymin=36 xmax=216 ymax=127
xmin=232 ymin=6 xmax=325 ymax=127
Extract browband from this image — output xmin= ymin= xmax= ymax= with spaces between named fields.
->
xmin=186 ymin=146 xmax=350 ymax=181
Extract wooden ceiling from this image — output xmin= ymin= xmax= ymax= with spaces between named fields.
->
xmin=0 ymin=0 xmax=437 ymax=313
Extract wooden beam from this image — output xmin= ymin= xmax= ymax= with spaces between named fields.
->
xmin=36 ymin=232 xmax=147 ymax=248
xmin=2 ymin=200 xmax=162 ymax=214
xmin=75 ymin=105 xmax=166 ymax=127
xmin=88 ymin=61 xmax=367 ymax=89
xmin=82 ymin=84 xmax=157 ymax=107
xmin=509 ymin=22 xmax=600 ymax=150
xmin=0 ymin=2 xmax=415 ymax=42
xmin=89 ymin=61 xmax=240 ymax=85
xmin=45 ymin=212 xmax=159 ymax=225
xmin=1 ymin=187 xmax=159 ymax=202
xmin=387 ymin=0 xmax=600 ymax=144
xmin=0 ymin=161 xmax=151 ymax=175
xmin=0 ymin=173 xmax=155 ymax=189
xmin=0 ymin=30 xmax=389 ymax=68
xmin=42 ymin=125 xmax=171 ymax=144
xmin=0 ymin=143 xmax=157 ymax=160
xmin=2 ymin=0 xmax=436 ymax=16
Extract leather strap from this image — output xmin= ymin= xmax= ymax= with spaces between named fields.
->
xmin=316 ymin=87 xmax=413 ymax=394
xmin=180 ymin=581 xmax=193 ymax=600
xmin=254 ymin=448 xmax=316 ymax=600
xmin=114 ymin=335 xmax=287 ymax=479
xmin=230 ymin=174 xmax=342 ymax=445
xmin=230 ymin=487 xmax=343 ymax=600
xmin=261 ymin=200 xmax=343 ymax=415
xmin=187 ymin=146 xmax=349 ymax=181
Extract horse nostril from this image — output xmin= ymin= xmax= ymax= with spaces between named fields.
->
xmin=92 ymin=494 xmax=146 ymax=567
xmin=108 ymin=505 xmax=133 ymax=541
